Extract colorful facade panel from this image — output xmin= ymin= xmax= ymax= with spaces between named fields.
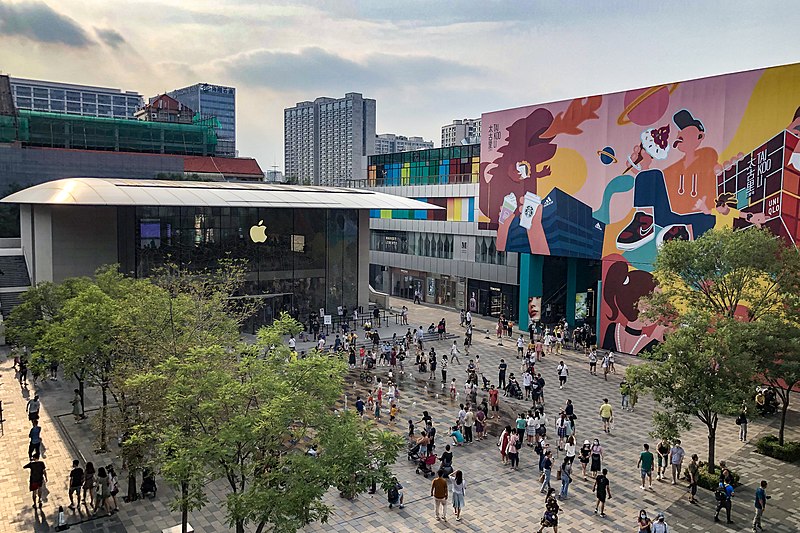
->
xmin=479 ymin=62 xmax=800 ymax=354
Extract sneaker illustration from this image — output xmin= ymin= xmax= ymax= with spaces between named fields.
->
xmin=616 ymin=210 xmax=654 ymax=250
xmin=656 ymin=224 xmax=693 ymax=247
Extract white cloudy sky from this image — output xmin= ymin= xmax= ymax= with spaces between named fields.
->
xmin=1 ymin=0 xmax=798 ymax=168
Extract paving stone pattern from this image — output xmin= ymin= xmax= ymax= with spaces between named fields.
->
xmin=0 ymin=300 xmax=797 ymax=532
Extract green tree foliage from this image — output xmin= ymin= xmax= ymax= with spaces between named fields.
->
xmin=36 ymin=283 xmax=118 ymax=451
xmin=631 ymin=228 xmax=800 ymax=470
xmin=126 ymin=316 xmax=402 ymax=533
xmin=732 ymin=317 xmax=800 ymax=445
xmin=628 ymin=313 xmax=754 ymax=470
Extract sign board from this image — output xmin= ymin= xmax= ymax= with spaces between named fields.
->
xmin=323 ymin=315 xmax=332 ymax=325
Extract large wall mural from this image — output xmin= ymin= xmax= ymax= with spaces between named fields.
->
xmin=480 ymin=62 xmax=800 ymax=354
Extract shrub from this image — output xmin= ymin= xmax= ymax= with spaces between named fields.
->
xmin=684 ymin=463 xmax=740 ymax=490
xmin=755 ymin=435 xmax=800 ymax=463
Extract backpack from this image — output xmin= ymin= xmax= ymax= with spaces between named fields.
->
xmin=715 ymin=486 xmax=727 ymax=502
xmin=387 ymin=486 xmax=399 ymax=503
xmin=514 ymin=438 xmax=523 ymax=449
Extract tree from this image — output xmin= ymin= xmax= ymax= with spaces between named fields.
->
xmin=645 ymin=228 xmax=791 ymax=322
xmin=126 ymin=315 xmax=402 ymax=533
xmin=37 ymin=283 xmax=118 ymax=451
xmin=627 ymin=313 xmax=754 ymax=471
xmin=734 ymin=317 xmax=800 ymax=445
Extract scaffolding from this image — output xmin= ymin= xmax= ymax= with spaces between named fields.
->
xmin=0 ymin=110 xmax=217 ymax=156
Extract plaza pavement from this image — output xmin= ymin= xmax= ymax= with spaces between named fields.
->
xmin=0 ymin=299 xmax=797 ymax=532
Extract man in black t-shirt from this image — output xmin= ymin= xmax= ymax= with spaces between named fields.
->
xmin=68 ymin=459 xmax=84 ymax=508
xmin=498 ymin=359 xmax=508 ymax=389
xmin=24 ymin=453 xmax=47 ymax=508
xmin=593 ymin=468 xmax=611 ymax=517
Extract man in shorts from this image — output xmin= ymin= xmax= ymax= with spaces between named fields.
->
xmin=637 ymin=443 xmax=654 ymax=489
xmin=593 ymin=468 xmax=611 ymax=517
xmin=599 ymin=399 xmax=613 ymax=433
xmin=24 ymin=452 xmax=47 ymax=508
xmin=68 ymin=459 xmax=84 ymax=508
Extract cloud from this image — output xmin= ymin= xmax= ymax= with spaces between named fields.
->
xmin=95 ymin=27 xmax=125 ymax=48
xmin=219 ymin=47 xmax=485 ymax=94
xmin=0 ymin=1 xmax=94 ymax=46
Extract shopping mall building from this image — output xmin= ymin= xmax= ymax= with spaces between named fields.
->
xmin=1 ymin=177 xmax=437 ymax=327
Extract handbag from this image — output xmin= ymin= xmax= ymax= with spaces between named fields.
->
xmin=538 ymin=472 xmax=545 ymax=483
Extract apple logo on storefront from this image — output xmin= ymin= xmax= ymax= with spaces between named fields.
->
xmin=249 ymin=220 xmax=267 ymax=243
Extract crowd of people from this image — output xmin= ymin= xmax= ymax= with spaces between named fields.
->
xmin=339 ymin=313 xmax=777 ymax=532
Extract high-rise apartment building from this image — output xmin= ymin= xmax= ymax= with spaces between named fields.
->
xmin=284 ymin=92 xmax=376 ymax=186
xmin=9 ymin=77 xmax=142 ymax=119
xmin=168 ymin=83 xmax=236 ymax=157
xmin=441 ymin=118 xmax=482 ymax=147
xmin=375 ymin=133 xmax=433 ymax=154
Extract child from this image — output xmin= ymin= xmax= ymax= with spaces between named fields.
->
xmin=450 ymin=378 xmax=457 ymax=399
xmin=367 ymin=393 xmax=374 ymax=411
xmin=408 ymin=419 xmax=415 ymax=439
xmin=390 ymin=401 xmax=398 ymax=423
xmin=374 ymin=400 xmax=381 ymax=420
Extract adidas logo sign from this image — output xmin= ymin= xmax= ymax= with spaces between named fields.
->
xmin=542 ymin=197 xmax=553 ymax=207
xmin=595 ymin=222 xmax=602 ymax=230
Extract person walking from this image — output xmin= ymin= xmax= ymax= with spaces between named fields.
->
xmin=24 ymin=452 xmax=47 ymax=509
xmin=450 ymin=341 xmax=461 ymax=365
xmin=599 ymin=399 xmax=613 ymax=433
xmin=593 ymin=468 xmax=611 ymax=517
xmin=27 ymin=394 xmax=41 ymax=422
xmin=590 ymin=439 xmax=603 ymax=478
xmin=498 ymin=425 xmax=512 ymax=465
xmin=507 ymin=431 xmax=521 ymax=470
xmin=540 ymin=450 xmax=553 ymax=493
xmin=449 ymin=470 xmax=466 ymax=521
xmin=656 ymin=438 xmax=670 ymax=480
xmin=737 ymin=404 xmax=749 ymax=442
xmin=71 ymin=389 xmax=86 ymax=422
xmin=714 ymin=480 xmax=734 ymax=524
xmin=431 ymin=470 xmax=449 ymax=521
xmin=579 ymin=440 xmax=591 ymax=480
xmin=82 ymin=462 xmax=96 ymax=509
xmin=441 ymin=356 xmax=448 ymax=384
xmin=94 ymin=466 xmax=112 ymax=515
xmin=753 ymin=480 xmax=768 ymax=531
xmin=652 ymin=512 xmax=668 ymax=533
xmin=517 ymin=335 xmax=525 ymax=358
xmin=620 ymin=380 xmax=631 ymax=411
xmin=669 ymin=440 xmax=685 ymax=485
xmin=558 ymin=456 xmax=572 ymax=500
xmin=637 ymin=443 xmax=655 ymax=489
xmin=556 ymin=361 xmax=569 ymax=389
xmin=28 ymin=419 xmax=43 ymax=460
xmin=687 ymin=453 xmax=700 ymax=504
xmin=637 ymin=510 xmax=653 ymax=533
xmin=68 ymin=459 xmax=84 ymax=509
xmin=588 ymin=347 xmax=598 ymax=375
xmin=107 ymin=465 xmax=120 ymax=512
xmin=538 ymin=487 xmax=560 ymax=533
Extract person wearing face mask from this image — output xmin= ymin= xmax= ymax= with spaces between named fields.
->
xmin=637 ymin=509 xmax=652 ymax=533
xmin=652 ymin=512 xmax=668 ymax=533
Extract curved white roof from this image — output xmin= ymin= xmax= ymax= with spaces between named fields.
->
xmin=1 ymin=177 xmax=443 ymax=211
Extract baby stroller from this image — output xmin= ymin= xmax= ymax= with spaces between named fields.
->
xmin=407 ymin=441 xmax=421 ymax=462
xmin=481 ymin=374 xmax=491 ymax=391
xmin=141 ymin=468 xmax=158 ymax=499
xmin=506 ymin=381 xmax=524 ymax=400
xmin=416 ymin=453 xmax=438 ymax=477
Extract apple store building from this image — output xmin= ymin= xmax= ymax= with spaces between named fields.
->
xmin=3 ymin=178 xmax=436 ymax=326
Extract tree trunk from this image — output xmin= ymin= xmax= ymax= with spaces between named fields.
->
xmin=99 ymin=385 xmax=108 ymax=451
xmin=236 ymin=519 xmax=245 ymax=533
xmin=76 ymin=374 xmax=86 ymax=414
xmin=707 ymin=425 xmax=716 ymax=473
xmin=181 ymin=481 xmax=189 ymax=533
xmin=779 ymin=390 xmax=790 ymax=446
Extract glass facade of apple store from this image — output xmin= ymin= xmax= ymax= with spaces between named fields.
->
xmin=116 ymin=206 xmax=359 ymax=327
